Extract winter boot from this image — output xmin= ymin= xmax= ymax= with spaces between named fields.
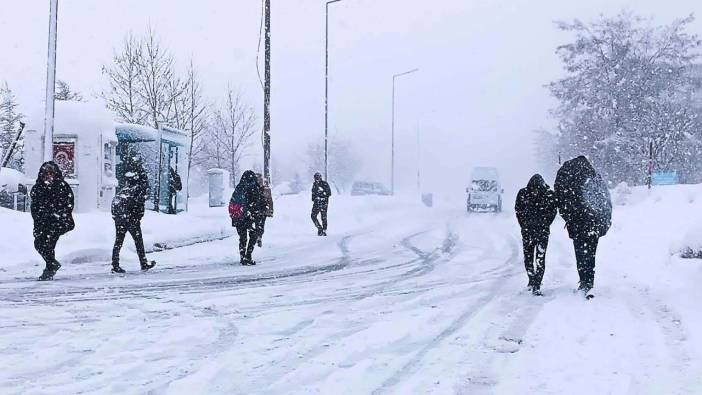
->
xmin=317 ymin=228 xmax=324 ymax=236
xmin=38 ymin=268 xmax=55 ymax=281
xmin=321 ymin=230 xmax=327 ymax=236
xmin=111 ymin=264 xmax=126 ymax=274
xmin=532 ymin=285 xmax=543 ymax=296
xmin=141 ymin=261 xmax=156 ymax=271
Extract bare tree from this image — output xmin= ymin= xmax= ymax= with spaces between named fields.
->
xmin=199 ymin=89 xmax=256 ymax=186
xmin=306 ymin=138 xmax=361 ymax=192
xmin=102 ymin=33 xmax=146 ymax=124
xmin=138 ymin=27 xmax=178 ymax=129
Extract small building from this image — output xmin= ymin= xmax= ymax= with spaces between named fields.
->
xmin=24 ymin=101 xmax=189 ymax=213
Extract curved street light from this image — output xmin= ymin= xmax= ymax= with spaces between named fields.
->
xmin=391 ymin=68 xmax=419 ymax=195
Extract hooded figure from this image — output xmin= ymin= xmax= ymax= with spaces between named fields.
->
xmin=515 ymin=174 xmax=557 ymax=295
xmin=167 ymin=167 xmax=182 ymax=214
xmin=30 ymin=161 xmax=75 ymax=280
xmin=111 ymin=156 xmax=155 ymax=273
xmin=311 ymin=172 xmax=332 ymax=236
xmin=229 ymin=170 xmax=263 ymax=265
xmin=254 ymin=173 xmax=274 ymax=247
xmin=554 ymin=156 xmax=612 ymax=294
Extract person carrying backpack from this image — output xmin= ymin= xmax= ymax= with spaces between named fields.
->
xmin=554 ymin=155 xmax=612 ymax=297
xmin=229 ymin=170 xmax=263 ymax=265
xmin=30 ymin=161 xmax=75 ymax=281
xmin=111 ymin=156 xmax=155 ymax=273
xmin=167 ymin=167 xmax=182 ymax=214
xmin=515 ymin=174 xmax=557 ymax=295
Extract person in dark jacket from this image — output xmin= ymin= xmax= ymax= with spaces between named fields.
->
xmin=515 ymin=174 xmax=557 ymax=295
xmin=229 ymin=170 xmax=263 ymax=265
xmin=311 ymin=172 xmax=332 ymax=236
xmin=554 ymin=155 xmax=612 ymax=295
xmin=254 ymin=173 xmax=274 ymax=247
xmin=111 ymin=156 xmax=155 ymax=273
xmin=30 ymin=161 xmax=75 ymax=281
xmin=167 ymin=167 xmax=182 ymax=214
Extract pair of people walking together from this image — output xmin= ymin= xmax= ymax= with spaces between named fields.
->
xmin=516 ymin=156 xmax=612 ymax=297
xmin=229 ymin=171 xmax=274 ymax=265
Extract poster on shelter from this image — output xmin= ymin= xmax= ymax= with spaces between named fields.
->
xmin=53 ymin=141 xmax=76 ymax=178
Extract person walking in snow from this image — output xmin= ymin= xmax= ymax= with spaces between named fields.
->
xmin=30 ymin=161 xmax=75 ymax=281
xmin=254 ymin=173 xmax=274 ymax=247
xmin=111 ymin=156 xmax=155 ymax=273
xmin=515 ymin=174 xmax=557 ymax=295
xmin=311 ymin=172 xmax=331 ymax=236
xmin=554 ymin=155 xmax=612 ymax=297
xmin=229 ymin=170 xmax=263 ymax=265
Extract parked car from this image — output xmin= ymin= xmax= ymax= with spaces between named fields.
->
xmin=351 ymin=181 xmax=391 ymax=196
xmin=466 ymin=167 xmax=503 ymax=213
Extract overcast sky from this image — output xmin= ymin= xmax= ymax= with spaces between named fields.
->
xmin=1 ymin=0 xmax=701 ymax=195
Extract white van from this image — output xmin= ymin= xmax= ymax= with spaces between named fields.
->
xmin=466 ymin=167 xmax=503 ymax=213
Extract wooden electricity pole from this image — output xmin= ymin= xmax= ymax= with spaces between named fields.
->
xmin=263 ymin=0 xmax=272 ymax=185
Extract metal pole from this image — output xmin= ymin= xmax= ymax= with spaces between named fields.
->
xmin=263 ymin=0 xmax=272 ymax=186
xmin=325 ymin=0 xmax=343 ymax=182
xmin=391 ymin=68 xmax=419 ymax=195
xmin=43 ymin=0 xmax=59 ymax=162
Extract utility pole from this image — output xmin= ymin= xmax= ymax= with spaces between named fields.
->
xmin=263 ymin=0 xmax=272 ymax=185
xmin=43 ymin=0 xmax=59 ymax=162
xmin=391 ymin=68 xmax=418 ymax=195
xmin=325 ymin=0 xmax=344 ymax=182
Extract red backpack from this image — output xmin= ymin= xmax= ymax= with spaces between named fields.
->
xmin=229 ymin=202 xmax=243 ymax=219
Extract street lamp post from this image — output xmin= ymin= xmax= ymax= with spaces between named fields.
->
xmin=391 ymin=68 xmax=419 ymax=195
xmin=325 ymin=0 xmax=344 ymax=182
xmin=44 ymin=0 xmax=59 ymax=162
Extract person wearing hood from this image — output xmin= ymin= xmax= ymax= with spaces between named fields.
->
xmin=254 ymin=173 xmax=274 ymax=247
xmin=30 ymin=161 xmax=75 ymax=281
xmin=111 ymin=155 xmax=155 ymax=273
xmin=229 ymin=170 xmax=263 ymax=265
xmin=515 ymin=174 xmax=557 ymax=295
xmin=554 ymin=155 xmax=612 ymax=296
xmin=311 ymin=172 xmax=332 ymax=236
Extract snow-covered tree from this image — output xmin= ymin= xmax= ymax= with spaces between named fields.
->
xmin=548 ymin=12 xmax=702 ymax=185
xmin=306 ymin=138 xmax=361 ymax=192
xmin=197 ymin=89 xmax=256 ymax=186
xmin=0 ymin=82 xmax=23 ymax=170
xmin=102 ymin=32 xmax=147 ymax=124
xmin=54 ymin=80 xmax=83 ymax=101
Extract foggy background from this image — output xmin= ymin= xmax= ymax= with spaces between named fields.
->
xmin=1 ymin=0 xmax=701 ymax=198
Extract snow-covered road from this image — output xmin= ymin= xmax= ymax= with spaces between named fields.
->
xmin=2 ymin=192 xmax=702 ymax=394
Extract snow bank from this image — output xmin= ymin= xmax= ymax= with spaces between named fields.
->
xmin=0 ymin=167 xmax=29 ymax=193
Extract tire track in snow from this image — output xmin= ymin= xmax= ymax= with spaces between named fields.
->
xmin=247 ymin=228 xmax=464 ymax=393
xmin=371 ymin=232 xmax=521 ymax=395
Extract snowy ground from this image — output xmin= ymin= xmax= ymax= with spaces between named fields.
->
xmin=1 ymin=188 xmax=702 ymax=394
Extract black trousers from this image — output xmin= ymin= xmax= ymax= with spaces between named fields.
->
xmin=573 ymin=235 xmax=599 ymax=289
xmin=34 ymin=231 xmax=60 ymax=269
xmin=113 ymin=220 xmax=147 ymax=265
xmin=522 ymin=232 xmax=549 ymax=288
xmin=311 ymin=201 xmax=328 ymax=231
xmin=255 ymin=216 xmax=267 ymax=242
xmin=236 ymin=223 xmax=256 ymax=260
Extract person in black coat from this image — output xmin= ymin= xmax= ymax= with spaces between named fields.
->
xmin=111 ymin=156 xmax=155 ymax=273
xmin=30 ymin=161 xmax=75 ymax=281
xmin=554 ymin=155 xmax=612 ymax=294
xmin=167 ymin=167 xmax=182 ymax=214
xmin=515 ymin=174 xmax=557 ymax=295
xmin=229 ymin=170 xmax=263 ymax=265
xmin=311 ymin=172 xmax=332 ymax=236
